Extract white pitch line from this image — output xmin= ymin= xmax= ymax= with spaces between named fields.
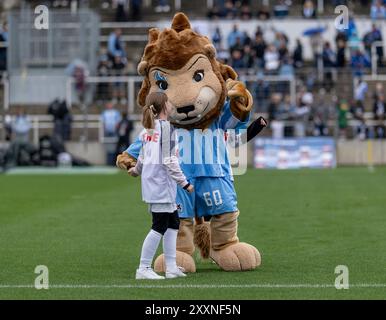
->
xmin=1 ymin=284 xmax=386 ymax=289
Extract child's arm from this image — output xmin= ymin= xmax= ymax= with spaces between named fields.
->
xmin=128 ymin=150 xmax=143 ymax=177
xmin=160 ymin=121 xmax=192 ymax=192
xmin=163 ymin=155 xmax=191 ymax=191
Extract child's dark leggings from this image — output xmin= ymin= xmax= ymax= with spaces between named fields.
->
xmin=151 ymin=210 xmax=180 ymax=235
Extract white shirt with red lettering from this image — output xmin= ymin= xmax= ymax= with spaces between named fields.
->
xmin=133 ymin=120 xmax=188 ymax=212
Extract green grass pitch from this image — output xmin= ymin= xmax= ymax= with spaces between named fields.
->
xmin=0 ymin=167 xmax=385 ymax=300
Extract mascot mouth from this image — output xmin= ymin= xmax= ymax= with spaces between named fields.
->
xmin=178 ymin=102 xmax=210 ymax=122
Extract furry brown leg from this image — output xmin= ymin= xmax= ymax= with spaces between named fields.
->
xmin=210 ymin=211 xmax=261 ymax=271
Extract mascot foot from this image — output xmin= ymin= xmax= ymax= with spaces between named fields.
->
xmin=154 ymin=250 xmax=196 ymax=273
xmin=210 ymin=242 xmax=261 ymax=271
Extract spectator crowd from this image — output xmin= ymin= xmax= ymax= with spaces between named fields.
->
xmin=210 ymin=13 xmax=385 ymax=139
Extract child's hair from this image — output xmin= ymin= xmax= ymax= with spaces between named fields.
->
xmin=142 ymin=92 xmax=168 ymax=129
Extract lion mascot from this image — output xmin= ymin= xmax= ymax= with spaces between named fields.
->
xmin=117 ymin=12 xmax=261 ymax=272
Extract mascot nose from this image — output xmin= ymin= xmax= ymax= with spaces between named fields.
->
xmin=176 ymin=105 xmax=195 ymax=115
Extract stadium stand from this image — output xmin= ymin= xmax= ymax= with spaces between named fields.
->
xmin=0 ymin=0 xmax=385 ymax=166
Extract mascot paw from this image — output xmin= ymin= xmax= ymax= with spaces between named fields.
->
xmin=116 ymin=152 xmax=136 ymax=170
xmin=210 ymin=242 xmax=261 ymax=271
xmin=154 ymin=251 xmax=196 ymax=273
xmin=226 ymin=79 xmax=253 ymax=121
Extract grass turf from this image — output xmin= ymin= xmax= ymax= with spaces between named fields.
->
xmin=0 ymin=167 xmax=385 ymax=300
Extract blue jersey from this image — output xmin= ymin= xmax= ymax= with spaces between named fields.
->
xmin=126 ymin=99 xmax=249 ymax=179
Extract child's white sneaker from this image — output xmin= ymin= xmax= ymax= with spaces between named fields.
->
xmin=136 ymin=267 xmax=165 ymax=280
xmin=165 ymin=267 xmax=187 ymax=279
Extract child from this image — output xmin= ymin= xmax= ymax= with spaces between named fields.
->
xmin=128 ymin=92 xmax=194 ymax=280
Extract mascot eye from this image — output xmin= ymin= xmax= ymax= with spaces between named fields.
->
xmin=193 ymin=70 xmax=204 ymax=82
xmin=156 ymin=80 xmax=168 ymax=90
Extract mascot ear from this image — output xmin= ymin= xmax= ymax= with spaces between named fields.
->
xmin=148 ymin=28 xmax=160 ymax=43
xmin=204 ymin=44 xmax=216 ymax=59
xmin=171 ymin=12 xmax=191 ymax=33
xmin=218 ymin=63 xmax=238 ymax=81
xmin=137 ymin=60 xmax=148 ymax=76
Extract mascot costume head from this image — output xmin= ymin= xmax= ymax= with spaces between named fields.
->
xmin=117 ymin=13 xmax=262 ymax=272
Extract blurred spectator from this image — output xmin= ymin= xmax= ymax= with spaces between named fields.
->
xmin=354 ymin=79 xmax=369 ymax=109
xmin=273 ymin=0 xmax=289 ymax=18
xmin=48 ymin=99 xmax=72 ymax=142
xmin=264 ymin=45 xmax=280 ymax=73
xmin=268 ymin=93 xmax=281 ymax=122
xmin=101 ymin=103 xmax=121 ymax=138
xmin=363 ymin=24 xmax=384 ymax=67
xmin=12 ymin=108 xmax=31 ymax=144
xmin=279 ymin=56 xmax=294 ymax=76
xmin=322 ymin=41 xmax=336 ymax=91
xmin=224 ymin=0 xmax=237 ymax=19
xmin=242 ymin=31 xmax=252 ymax=46
xmin=207 ymin=5 xmax=225 ymax=19
xmin=373 ymin=93 xmax=385 ymax=138
xmin=293 ymin=39 xmax=303 ymax=68
xmin=0 ymin=21 xmax=8 ymax=72
xmin=254 ymin=76 xmax=271 ymax=112
xmin=227 ymin=24 xmax=244 ymax=48
xmin=257 ymin=5 xmax=270 ymax=20
xmin=252 ymin=33 xmax=266 ymax=68
xmin=240 ymin=3 xmax=252 ymax=20
xmin=350 ymin=99 xmax=367 ymax=140
xmin=212 ymin=27 xmax=223 ymax=51
xmin=97 ymin=48 xmax=112 ymax=102
xmin=230 ymin=36 xmax=244 ymax=54
xmin=108 ymin=28 xmax=125 ymax=60
xmin=351 ymin=49 xmax=371 ymax=78
xmin=277 ymin=94 xmax=296 ymax=137
xmin=129 ymin=0 xmax=142 ymax=21
xmin=294 ymin=91 xmax=312 ymax=137
xmin=101 ymin=103 xmax=122 ymax=165
xmin=302 ymin=0 xmax=316 ymax=18
xmin=115 ymin=0 xmax=128 ymax=21
xmin=4 ymin=114 xmax=12 ymax=141
xmin=337 ymin=98 xmax=349 ymax=139
xmin=111 ymin=55 xmax=128 ymax=103
xmin=116 ymin=112 xmax=134 ymax=155
xmin=66 ymin=59 xmax=89 ymax=103
xmin=336 ymin=30 xmax=348 ymax=45
xmin=242 ymin=45 xmax=254 ymax=69
xmin=155 ymin=0 xmax=170 ymax=13
xmin=231 ymin=49 xmax=245 ymax=69
xmin=352 ymin=80 xmax=369 ymax=139
xmin=268 ymin=93 xmax=285 ymax=138
xmin=370 ymin=0 xmax=386 ymax=20
xmin=336 ymin=39 xmax=346 ymax=68
xmin=311 ymin=89 xmax=330 ymax=136
xmin=373 ymin=82 xmax=384 ymax=102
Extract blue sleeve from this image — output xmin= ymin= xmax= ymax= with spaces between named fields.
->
xmin=108 ymin=34 xmax=116 ymax=56
xmin=218 ymin=99 xmax=250 ymax=131
xmin=125 ymin=135 xmax=142 ymax=159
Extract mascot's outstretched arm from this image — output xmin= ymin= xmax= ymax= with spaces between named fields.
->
xmin=116 ymin=137 xmax=140 ymax=170
xmin=226 ymin=79 xmax=254 ymax=122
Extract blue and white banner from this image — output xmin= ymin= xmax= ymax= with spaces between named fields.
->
xmin=254 ymin=138 xmax=336 ymax=169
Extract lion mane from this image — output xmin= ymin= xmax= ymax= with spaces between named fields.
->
xmin=136 ymin=12 xmax=238 ymax=130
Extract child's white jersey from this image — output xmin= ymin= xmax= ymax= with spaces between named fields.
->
xmin=134 ymin=120 xmax=188 ymax=205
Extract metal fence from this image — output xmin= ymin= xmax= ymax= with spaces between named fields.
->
xmin=7 ymin=8 xmax=100 ymax=72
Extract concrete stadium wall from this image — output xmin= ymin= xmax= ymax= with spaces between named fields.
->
xmin=65 ymin=142 xmax=106 ymax=166
xmin=336 ymin=140 xmax=386 ymax=165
